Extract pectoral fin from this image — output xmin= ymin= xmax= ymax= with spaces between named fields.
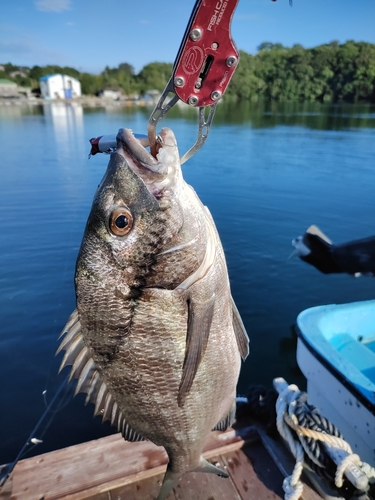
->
xmin=178 ymin=294 xmax=215 ymax=407
xmin=231 ymin=297 xmax=249 ymax=360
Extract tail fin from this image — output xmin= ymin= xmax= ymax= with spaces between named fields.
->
xmin=156 ymin=468 xmax=181 ymax=500
xmin=194 ymin=457 xmax=229 ymax=478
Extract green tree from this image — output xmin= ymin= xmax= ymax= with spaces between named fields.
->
xmin=137 ymin=62 xmax=173 ymax=93
xmin=80 ymin=72 xmax=102 ymax=95
xmin=118 ymin=62 xmax=134 ymax=75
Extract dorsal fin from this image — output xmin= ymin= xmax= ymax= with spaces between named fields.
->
xmin=57 ymin=310 xmax=145 ymax=442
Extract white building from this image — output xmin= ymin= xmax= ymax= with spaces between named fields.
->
xmin=40 ymin=74 xmax=81 ymax=99
xmin=98 ymin=88 xmax=124 ymax=100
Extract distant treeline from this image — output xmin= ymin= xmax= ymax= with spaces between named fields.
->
xmin=2 ymin=41 xmax=375 ymax=103
xmin=228 ymin=41 xmax=375 ymax=103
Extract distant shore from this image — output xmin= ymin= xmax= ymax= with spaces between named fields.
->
xmin=0 ymin=96 xmax=154 ymax=108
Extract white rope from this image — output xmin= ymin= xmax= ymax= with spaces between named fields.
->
xmin=276 ymin=385 xmax=305 ymax=500
xmin=274 ymin=380 xmax=375 ymax=499
xmin=334 ymin=453 xmax=362 ymax=488
xmin=283 ymin=413 xmax=325 ymax=469
xmin=361 ymin=462 xmax=375 ymax=481
xmin=282 ymin=475 xmax=304 ymax=500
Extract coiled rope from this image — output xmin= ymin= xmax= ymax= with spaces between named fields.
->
xmin=274 ymin=378 xmax=375 ymax=500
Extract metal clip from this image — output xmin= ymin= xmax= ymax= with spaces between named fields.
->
xmin=147 ymin=78 xmax=179 ymax=158
xmin=180 ymin=104 xmax=217 ymax=165
xmin=147 ymin=0 xmax=240 ymax=163
xmin=147 ymin=84 xmax=217 ymax=165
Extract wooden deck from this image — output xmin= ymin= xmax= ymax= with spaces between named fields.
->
xmin=1 ymin=426 xmax=325 ymax=500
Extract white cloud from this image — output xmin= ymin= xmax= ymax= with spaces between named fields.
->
xmin=35 ymin=0 xmax=71 ymax=13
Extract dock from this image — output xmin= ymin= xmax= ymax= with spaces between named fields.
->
xmin=0 ymin=424 xmax=327 ymax=500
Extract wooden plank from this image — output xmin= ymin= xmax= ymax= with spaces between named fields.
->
xmin=2 ymin=425 xmax=325 ymax=500
xmin=0 ymin=470 xmax=12 ymax=500
xmin=64 ymin=430 xmax=251 ymax=500
xmin=107 ymin=458 xmax=243 ymax=500
xmin=172 ymin=456 xmax=241 ymax=500
xmin=223 ymin=448 xmax=284 ymax=499
xmin=108 ymin=472 xmax=164 ymax=500
xmin=7 ymin=429 xmax=245 ymax=500
xmin=10 ymin=436 xmax=167 ymax=500
xmin=62 ymin=465 xmax=168 ymax=500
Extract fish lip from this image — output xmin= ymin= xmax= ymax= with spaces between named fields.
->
xmin=116 ymin=128 xmax=167 ymax=181
xmin=115 ymin=128 xmax=181 ymax=200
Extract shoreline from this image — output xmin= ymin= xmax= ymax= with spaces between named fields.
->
xmin=0 ymin=96 xmax=155 ymax=108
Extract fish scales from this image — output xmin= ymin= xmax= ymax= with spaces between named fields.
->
xmin=58 ymin=127 xmax=249 ymax=500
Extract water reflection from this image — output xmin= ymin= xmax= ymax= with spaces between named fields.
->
xmin=0 ymin=102 xmax=43 ymax=119
xmin=42 ymin=102 xmax=84 ymax=156
xmin=133 ymin=101 xmax=375 ymax=130
xmin=2 ymin=101 xmax=375 ymax=132
xmin=212 ymin=101 xmax=375 ymax=130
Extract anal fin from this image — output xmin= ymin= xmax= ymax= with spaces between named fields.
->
xmin=212 ymin=400 xmax=236 ymax=431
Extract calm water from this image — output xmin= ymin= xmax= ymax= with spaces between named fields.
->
xmin=0 ymin=101 xmax=374 ymax=464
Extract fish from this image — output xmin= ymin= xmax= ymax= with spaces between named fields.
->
xmin=57 ymin=127 xmax=249 ymax=500
xmin=291 ymin=224 xmax=375 ymax=276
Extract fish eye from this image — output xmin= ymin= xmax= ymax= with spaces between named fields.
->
xmin=109 ymin=207 xmax=133 ymax=236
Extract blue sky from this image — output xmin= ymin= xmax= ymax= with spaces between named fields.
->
xmin=1 ymin=0 xmax=375 ymax=74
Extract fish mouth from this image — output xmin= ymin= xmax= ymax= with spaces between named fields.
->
xmin=116 ymin=128 xmax=179 ymax=197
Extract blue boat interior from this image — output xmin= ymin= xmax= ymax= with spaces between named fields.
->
xmin=297 ymin=299 xmax=375 ymax=406
xmin=330 ymin=333 xmax=375 ymax=382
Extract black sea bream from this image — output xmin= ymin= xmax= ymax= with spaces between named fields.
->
xmin=58 ymin=127 xmax=249 ymax=499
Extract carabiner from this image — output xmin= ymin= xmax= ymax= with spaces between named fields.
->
xmin=148 ymin=0 xmax=240 ymax=163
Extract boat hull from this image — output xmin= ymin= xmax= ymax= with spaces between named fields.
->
xmin=296 ymin=300 xmax=375 ymax=466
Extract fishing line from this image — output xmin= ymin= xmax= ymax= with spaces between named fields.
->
xmin=42 ymin=377 xmax=74 ymax=414
xmin=0 ymin=373 xmax=71 ymax=488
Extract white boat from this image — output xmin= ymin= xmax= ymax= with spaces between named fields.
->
xmin=296 ymin=299 xmax=375 ymax=467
